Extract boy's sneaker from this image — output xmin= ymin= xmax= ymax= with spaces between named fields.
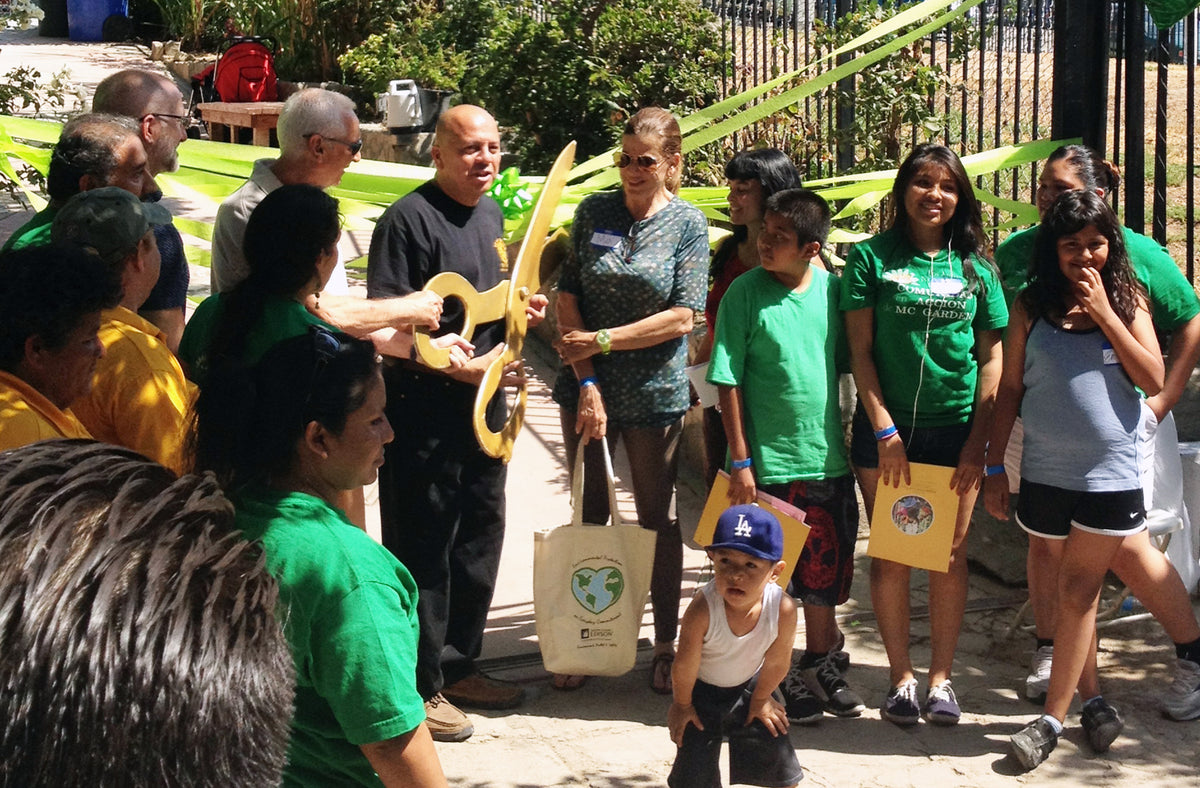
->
xmin=828 ymin=632 xmax=850 ymax=673
xmin=802 ymin=652 xmax=865 ymax=717
xmin=1080 ymin=697 xmax=1123 ymax=753
xmin=1010 ymin=717 xmax=1058 ymax=771
xmin=922 ymin=680 xmax=961 ymax=726
xmin=881 ymin=678 xmax=920 ymax=726
xmin=782 ymin=661 xmax=824 ymax=724
xmin=1162 ymin=657 xmax=1200 ymax=721
xmin=1025 ymin=645 xmax=1053 ymax=704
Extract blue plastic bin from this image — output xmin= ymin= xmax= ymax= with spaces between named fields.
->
xmin=67 ymin=0 xmax=128 ymax=42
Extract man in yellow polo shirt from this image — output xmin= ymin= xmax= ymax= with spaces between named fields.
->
xmin=0 ymin=244 xmax=120 ymax=451
xmin=52 ymin=188 xmax=195 ymax=473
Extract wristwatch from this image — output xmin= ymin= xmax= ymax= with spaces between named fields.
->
xmin=596 ymin=328 xmax=612 ymax=355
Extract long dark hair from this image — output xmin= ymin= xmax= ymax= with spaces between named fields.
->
xmin=1021 ymin=190 xmax=1142 ymax=326
xmin=711 ymin=148 xmax=802 ymax=282
xmin=194 ymin=328 xmax=379 ymax=490
xmin=206 ymin=184 xmax=340 ymax=371
xmin=1044 ymin=144 xmax=1120 ymax=197
xmin=889 ymin=143 xmax=992 ymax=289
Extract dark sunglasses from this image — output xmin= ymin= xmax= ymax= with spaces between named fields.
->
xmin=613 ymin=151 xmax=661 ymax=170
xmin=305 ymin=133 xmax=363 ymax=156
xmin=303 ymin=327 xmax=346 ymax=411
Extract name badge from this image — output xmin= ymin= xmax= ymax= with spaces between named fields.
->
xmin=1101 ymin=340 xmax=1119 ymax=365
xmin=930 ymin=276 xmax=964 ymax=296
xmin=590 ymin=230 xmax=624 ymax=249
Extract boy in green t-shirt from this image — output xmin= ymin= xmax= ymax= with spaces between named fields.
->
xmin=706 ymin=189 xmax=863 ymax=724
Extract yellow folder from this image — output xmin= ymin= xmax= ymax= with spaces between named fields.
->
xmin=867 ymin=462 xmax=960 ymax=572
xmin=695 ymin=472 xmax=811 ymax=587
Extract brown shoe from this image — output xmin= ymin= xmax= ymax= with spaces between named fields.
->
xmin=423 ymin=693 xmax=474 ymax=742
xmin=442 ymin=671 xmax=526 ymax=710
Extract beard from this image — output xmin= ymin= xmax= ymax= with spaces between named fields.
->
xmin=149 ymin=133 xmax=180 ymax=175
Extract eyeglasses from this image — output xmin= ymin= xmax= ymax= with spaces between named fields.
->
xmin=305 ymin=133 xmax=363 ymax=156
xmin=145 ymin=112 xmax=196 ymax=131
xmin=613 ymin=151 xmax=661 ymax=171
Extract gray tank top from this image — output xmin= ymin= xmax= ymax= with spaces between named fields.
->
xmin=1020 ymin=318 xmax=1141 ymax=491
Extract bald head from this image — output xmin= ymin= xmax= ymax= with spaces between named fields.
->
xmin=432 ymin=105 xmax=501 ymax=206
xmin=93 ymin=70 xmax=177 ymax=118
xmin=93 ymin=70 xmax=187 ymax=175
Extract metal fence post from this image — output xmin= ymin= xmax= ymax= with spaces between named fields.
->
xmin=1051 ymin=0 xmax=1109 ymax=149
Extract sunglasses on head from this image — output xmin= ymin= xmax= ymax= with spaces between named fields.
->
xmin=305 ymin=133 xmax=364 ymax=156
xmin=302 ymin=326 xmax=347 ymax=411
xmin=613 ymin=151 xmax=662 ymax=170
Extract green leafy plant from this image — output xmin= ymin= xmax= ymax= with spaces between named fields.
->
xmin=337 ymin=0 xmax=468 ymax=95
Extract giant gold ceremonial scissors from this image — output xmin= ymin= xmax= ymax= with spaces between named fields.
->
xmin=413 ymin=141 xmax=576 ymax=461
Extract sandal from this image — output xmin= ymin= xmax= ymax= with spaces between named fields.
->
xmin=650 ymin=652 xmax=674 ymax=695
xmin=551 ymin=673 xmax=588 ymax=691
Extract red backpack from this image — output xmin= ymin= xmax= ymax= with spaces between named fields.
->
xmin=212 ymin=37 xmax=278 ymax=102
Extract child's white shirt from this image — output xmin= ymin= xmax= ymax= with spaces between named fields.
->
xmin=697 ymin=580 xmax=781 ymax=688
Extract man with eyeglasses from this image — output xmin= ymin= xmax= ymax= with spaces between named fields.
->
xmin=211 ymin=88 xmax=443 ymax=352
xmin=93 ymin=69 xmax=194 ymax=353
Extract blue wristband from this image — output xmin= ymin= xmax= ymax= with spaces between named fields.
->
xmin=874 ymin=425 xmax=898 ymax=441
xmin=730 ymin=456 xmax=753 ymax=470
xmin=579 ymin=376 xmax=598 ymax=388
xmin=985 ymin=464 xmax=1006 ymax=477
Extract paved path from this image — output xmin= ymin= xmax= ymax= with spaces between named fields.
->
xmin=2 ymin=25 xmax=1198 ymax=786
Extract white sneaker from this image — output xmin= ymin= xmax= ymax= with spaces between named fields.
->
xmin=1162 ymin=658 xmax=1200 ymax=721
xmin=1025 ymin=645 xmax=1053 ymax=704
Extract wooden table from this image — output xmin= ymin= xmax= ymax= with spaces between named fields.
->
xmin=197 ymin=101 xmax=285 ymax=146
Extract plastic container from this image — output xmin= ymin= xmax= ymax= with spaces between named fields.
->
xmin=376 ymin=80 xmax=453 ymax=133
xmin=66 ymin=0 xmax=127 ymax=42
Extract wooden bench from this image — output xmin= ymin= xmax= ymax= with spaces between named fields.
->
xmin=197 ymin=101 xmax=285 ymax=146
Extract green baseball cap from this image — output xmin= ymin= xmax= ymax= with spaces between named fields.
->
xmin=52 ymin=186 xmax=172 ymax=265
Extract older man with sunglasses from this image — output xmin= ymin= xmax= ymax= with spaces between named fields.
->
xmin=210 ymin=88 xmax=443 ymax=356
xmin=93 ymin=69 xmax=195 ymax=352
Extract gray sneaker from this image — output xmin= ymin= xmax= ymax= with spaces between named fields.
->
xmin=1025 ymin=645 xmax=1053 ymax=704
xmin=1010 ymin=717 xmax=1058 ymax=771
xmin=1163 ymin=657 xmax=1200 ymax=721
xmin=1080 ymin=698 xmax=1123 ymax=752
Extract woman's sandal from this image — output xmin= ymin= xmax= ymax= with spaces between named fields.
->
xmin=650 ymin=652 xmax=674 ymax=695
xmin=551 ymin=673 xmax=588 ymax=691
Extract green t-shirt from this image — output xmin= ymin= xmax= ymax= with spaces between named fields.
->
xmin=840 ymin=227 xmax=1009 ymax=427
xmin=1 ymin=206 xmax=56 ymax=252
xmin=179 ymin=293 xmax=332 ymax=384
xmin=235 ymin=487 xmax=425 ymax=788
xmin=995 ymin=224 xmax=1200 ymax=330
xmin=707 ymin=266 xmax=850 ymax=483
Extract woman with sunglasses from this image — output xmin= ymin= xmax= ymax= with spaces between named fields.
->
xmin=179 ymin=183 xmax=340 ymax=385
xmin=694 ymin=148 xmax=801 ymax=484
xmin=552 ymin=107 xmax=709 ymax=694
xmin=193 ymin=328 xmax=447 ymax=787
xmin=993 ymin=144 xmax=1200 ymax=724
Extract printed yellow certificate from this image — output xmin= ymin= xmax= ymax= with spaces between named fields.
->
xmin=867 ymin=462 xmax=960 ymax=572
xmin=695 ymin=472 xmax=810 ymax=587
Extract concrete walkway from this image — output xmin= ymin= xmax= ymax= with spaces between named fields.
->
xmin=2 ymin=25 xmax=1198 ymax=787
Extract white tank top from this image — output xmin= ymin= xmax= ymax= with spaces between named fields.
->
xmin=697 ymin=579 xmax=781 ymax=688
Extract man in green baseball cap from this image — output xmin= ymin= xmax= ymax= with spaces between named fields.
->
xmin=51 ymin=187 xmax=195 ymax=473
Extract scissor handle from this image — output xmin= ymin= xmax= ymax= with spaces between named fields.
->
xmin=414 ymin=272 xmax=508 ymax=369
xmin=472 ymin=342 xmax=526 ymax=462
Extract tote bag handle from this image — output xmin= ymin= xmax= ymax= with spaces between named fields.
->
xmin=569 ymin=436 xmax=626 ymax=528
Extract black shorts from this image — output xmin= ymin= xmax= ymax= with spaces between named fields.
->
xmin=760 ymin=475 xmax=859 ymax=607
xmin=668 ymin=677 xmax=803 ymax=788
xmin=1015 ymin=480 xmax=1147 ymax=539
xmin=849 ymin=405 xmax=971 ymax=469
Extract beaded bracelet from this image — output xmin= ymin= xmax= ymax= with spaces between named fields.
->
xmin=984 ymin=464 xmax=1007 ymax=477
xmin=730 ymin=456 xmax=753 ymax=470
xmin=579 ymin=376 xmax=598 ymax=388
xmin=874 ymin=424 xmax=898 ymax=441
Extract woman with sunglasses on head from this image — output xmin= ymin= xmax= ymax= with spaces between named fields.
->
xmin=841 ymin=143 xmax=1008 ymax=727
xmin=552 ymin=107 xmax=709 ymax=694
xmin=994 ymin=144 xmax=1200 ymax=723
xmin=193 ymin=328 xmax=447 ymax=787
xmin=693 ymin=148 xmax=802 ymax=484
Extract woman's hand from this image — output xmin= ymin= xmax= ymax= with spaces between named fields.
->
xmin=726 ymin=466 xmax=757 ymax=505
xmin=877 ymin=433 xmax=910 ymax=488
xmin=984 ymin=472 xmax=1010 ymax=520
xmin=430 ymin=333 xmax=475 ymax=369
xmin=556 ymin=330 xmax=600 ymax=365
xmin=525 ymin=293 xmax=549 ymax=328
xmin=575 ymin=384 xmax=607 ymax=443
xmin=950 ymin=432 xmax=986 ymax=495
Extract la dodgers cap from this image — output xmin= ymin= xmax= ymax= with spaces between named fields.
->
xmin=708 ymin=504 xmax=783 ymax=562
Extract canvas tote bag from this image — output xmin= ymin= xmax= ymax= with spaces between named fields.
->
xmin=533 ymin=438 xmax=656 ymax=676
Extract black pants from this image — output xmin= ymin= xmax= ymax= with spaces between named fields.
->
xmin=379 ymin=365 xmax=507 ymax=699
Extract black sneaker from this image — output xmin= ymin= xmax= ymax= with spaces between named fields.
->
xmin=1080 ymin=698 xmax=1123 ymax=753
xmin=922 ymin=680 xmax=961 ymax=726
xmin=782 ymin=660 xmax=825 ymax=724
xmin=1010 ymin=717 xmax=1058 ymax=771
xmin=881 ymin=678 xmax=920 ymax=726
xmin=802 ymin=652 xmax=865 ymax=717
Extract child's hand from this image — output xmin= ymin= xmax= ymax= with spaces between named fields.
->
xmin=727 ymin=466 xmax=757 ymax=505
xmin=1075 ymin=267 xmax=1116 ymax=323
xmin=983 ymin=472 xmax=1009 ymax=520
xmin=745 ymin=695 xmax=789 ymax=737
xmin=668 ymin=702 xmax=703 ymax=747
xmin=877 ymin=433 xmax=910 ymax=488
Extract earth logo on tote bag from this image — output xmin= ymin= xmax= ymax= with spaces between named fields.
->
xmin=571 ymin=566 xmax=624 ymax=614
